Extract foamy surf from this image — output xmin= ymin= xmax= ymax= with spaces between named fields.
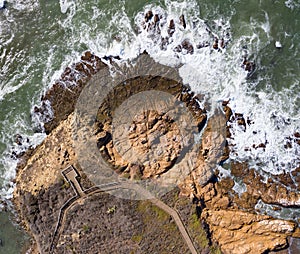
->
xmin=0 ymin=0 xmax=299 ymax=207
xmin=0 ymin=113 xmax=46 ymax=201
xmin=285 ymin=0 xmax=300 ymax=10
xmin=132 ymin=1 xmax=299 ymax=176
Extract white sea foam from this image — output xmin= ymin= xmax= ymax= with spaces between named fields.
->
xmin=131 ymin=1 xmax=299 ymax=176
xmin=52 ymin=0 xmax=299 ymax=176
xmin=0 ymin=0 xmax=4 ymax=9
xmin=0 ymin=114 xmax=46 ymax=201
xmin=1 ymin=0 xmax=299 ymax=203
xmin=285 ymin=0 xmax=300 ymax=10
xmin=275 ymin=41 xmax=282 ymax=48
xmin=9 ymin=0 xmax=40 ymax=11
xmin=232 ymin=180 xmax=247 ymax=195
xmin=59 ymin=0 xmax=74 ymax=14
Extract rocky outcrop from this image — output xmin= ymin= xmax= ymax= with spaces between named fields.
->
xmin=91 ymin=63 xmax=210 ymax=185
xmin=34 ymin=51 xmax=108 ymax=134
xmin=230 ymin=162 xmax=300 ymax=208
xmin=193 ymin=101 xmax=300 ymax=254
xmin=14 ymin=50 xmax=300 ymax=254
xmin=139 ymin=9 xmax=230 ymax=54
xmin=14 ymin=52 xmax=213 ymax=253
xmin=13 ymin=114 xmax=79 ymax=253
xmin=187 ymin=169 xmax=300 ymax=254
xmin=202 ymin=209 xmax=296 ymax=254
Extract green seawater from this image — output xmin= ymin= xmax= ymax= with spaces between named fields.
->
xmin=0 ymin=211 xmax=29 ymax=254
xmin=0 ymin=0 xmax=299 ymax=253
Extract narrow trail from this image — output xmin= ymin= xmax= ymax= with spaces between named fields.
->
xmin=150 ymin=198 xmax=198 ymax=254
xmin=50 ymin=166 xmax=198 ymax=254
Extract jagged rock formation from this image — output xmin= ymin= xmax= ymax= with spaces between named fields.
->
xmin=34 ymin=51 xmax=107 ymax=134
xmin=13 ymin=50 xmax=300 ymax=254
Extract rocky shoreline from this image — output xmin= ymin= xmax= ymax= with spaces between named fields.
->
xmin=12 ymin=9 xmax=300 ymax=253
xmin=11 ymin=48 xmax=300 ymax=254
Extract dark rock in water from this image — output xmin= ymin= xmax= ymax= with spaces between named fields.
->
xmin=235 ymin=113 xmax=246 ymax=130
xmin=179 ymin=14 xmax=186 ymax=29
xmin=174 ymin=45 xmax=182 ymax=53
xmin=222 ymin=100 xmax=230 ymax=106
xmin=0 ymin=1 xmax=7 ymax=10
xmin=103 ymin=55 xmax=121 ymax=63
xmin=293 ymin=132 xmax=300 ymax=145
xmin=220 ymin=38 xmax=225 ymax=49
xmin=169 ymin=19 xmax=175 ymax=29
xmin=168 ymin=19 xmax=175 ymax=36
xmin=196 ymin=42 xmax=209 ymax=49
xmin=245 ymin=61 xmax=255 ymax=72
xmin=257 ymin=143 xmax=266 ymax=149
xmin=242 ymin=57 xmax=256 ymax=73
xmin=154 ymin=14 xmax=160 ymax=25
xmin=174 ymin=39 xmax=194 ymax=54
xmin=213 ymin=38 xmax=219 ymax=50
xmin=0 ymin=238 xmax=2 ymax=246
xmin=15 ymin=134 xmax=23 ymax=146
xmin=181 ymin=39 xmax=194 ymax=54
xmin=160 ymin=37 xmax=169 ymax=51
xmin=145 ymin=10 xmax=153 ymax=22
xmin=34 ymin=51 xmax=108 ymax=134
xmin=81 ymin=50 xmax=92 ymax=61
xmin=223 ymin=105 xmax=232 ymax=122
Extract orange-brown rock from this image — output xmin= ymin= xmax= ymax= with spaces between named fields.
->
xmin=202 ymin=209 xmax=297 ymax=254
xmin=16 ymin=51 xmax=300 ymax=254
xmin=223 ymin=105 xmax=232 ymax=122
xmin=230 ymin=163 xmax=300 ymax=207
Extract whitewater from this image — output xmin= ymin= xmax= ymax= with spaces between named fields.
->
xmin=0 ymin=0 xmax=299 ymax=252
xmin=0 ymin=0 xmax=299 ymax=213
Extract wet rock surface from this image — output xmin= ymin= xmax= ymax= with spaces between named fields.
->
xmin=34 ymin=51 xmax=108 ymax=134
xmin=229 ymin=162 xmax=300 ymax=208
xmin=139 ymin=9 xmax=230 ymax=55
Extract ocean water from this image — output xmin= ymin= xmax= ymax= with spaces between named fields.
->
xmin=0 ymin=0 xmax=299 ymax=253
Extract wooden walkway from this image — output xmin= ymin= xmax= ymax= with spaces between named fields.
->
xmin=61 ymin=165 xmax=84 ymax=196
xmin=50 ymin=165 xmax=198 ymax=254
